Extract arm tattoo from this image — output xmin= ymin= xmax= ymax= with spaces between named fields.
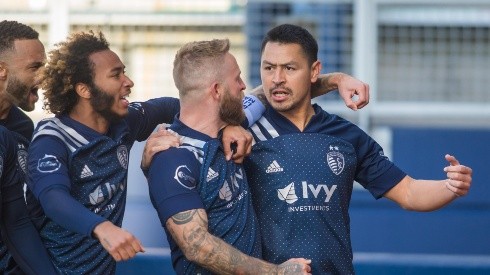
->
xmin=168 ymin=209 xmax=282 ymax=274
xmin=171 ymin=210 xmax=197 ymax=225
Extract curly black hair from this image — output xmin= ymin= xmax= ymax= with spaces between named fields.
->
xmin=42 ymin=30 xmax=110 ymax=115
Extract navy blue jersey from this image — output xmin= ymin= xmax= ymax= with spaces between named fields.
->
xmin=0 ymin=124 xmax=56 ymax=275
xmin=148 ymin=118 xmax=261 ymax=275
xmin=245 ymin=104 xmax=407 ymax=274
xmin=0 ymin=126 xmax=21 ymax=273
xmin=27 ymin=97 xmax=179 ymax=274
xmin=0 ymin=106 xmax=31 ymax=274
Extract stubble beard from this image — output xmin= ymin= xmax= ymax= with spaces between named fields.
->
xmin=6 ymin=75 xmax=35 ymax=111
xmin=89 ymin=83 xmax=124 ymax=123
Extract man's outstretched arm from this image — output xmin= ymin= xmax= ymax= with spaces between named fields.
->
xmin=384 ymin=154 xmax=472 ymax=211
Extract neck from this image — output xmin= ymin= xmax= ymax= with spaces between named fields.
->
xmin=179 ymin=101 xmax=223 ymax=138
xmin=280 ymin=104 xmax=315 ymax=132
xmin=69 ymin=103 xmax=109 ymax=134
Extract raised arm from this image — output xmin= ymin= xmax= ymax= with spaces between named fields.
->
xmin=249 ymin=72 xmax=370 ymax=111
xmin=167 ymin=209 xmax=311 ymax=275
xmin=384 ymin=154 xmax=472 ymax=211
xmin=311 ymin=72 xmax=370 ymax=110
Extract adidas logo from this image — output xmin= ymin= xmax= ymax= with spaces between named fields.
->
xmin=80 ymin=165 xmax=94 ymax=179
xmin=206 ymin=168 xmax=219 ymax=182
xmin=266 ymin=160 xmax=283 ymax=173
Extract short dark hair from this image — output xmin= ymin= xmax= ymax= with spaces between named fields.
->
xmin=261 ymin=24 xmax=318 ymax=65
xmin=0 ymin=20 xmax=39 ymax=56
xmin=42 ymin=31 xmax=110 ymax=115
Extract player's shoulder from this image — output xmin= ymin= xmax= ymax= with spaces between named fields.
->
xmin=152 ymin=146 xmax=196 ymax=165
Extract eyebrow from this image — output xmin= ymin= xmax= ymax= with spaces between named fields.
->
xmin=110 ymin=65 xmax=125 ymax=74
xmin=262 ymin=60 xmax=299 ymax=66
xmin=29 ymin=61 xmax=45 ymax=68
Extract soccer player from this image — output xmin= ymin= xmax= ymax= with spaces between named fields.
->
xmin=0 ymin=20 xmax=57 ymax=274
xmin=245 ymin=24 xmax=473 ymax=274
xmin=26 ymin=31 xmax=257 ymax=274
xmin=146 ymin=39 xmax=312 ymax=275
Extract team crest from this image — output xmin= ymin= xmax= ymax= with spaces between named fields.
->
xmin=117 ymin=145 xmax=129 ymax=169
xmin=326 ymin=145 xmax=345 ymax=175
xmin=37 ymin=154 xmax=61 ymax=173
xmin=17 ymin=149 xmax=28 ymax=175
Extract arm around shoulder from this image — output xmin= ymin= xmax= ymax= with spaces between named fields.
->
xmin=312 ymin=72 xmax=370 ymax=110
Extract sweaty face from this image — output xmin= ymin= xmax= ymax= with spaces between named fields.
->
xmin=89 ymin=50 xmax=133 ymax=121
xmin=260 ymin=42 xmax=319 ymax=117
xmin=5 ymin=39 xmax=46 ymax=111
xmin=218 ymin=53 xmax=246 ymax=125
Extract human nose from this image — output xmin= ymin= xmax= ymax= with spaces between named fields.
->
xmin=272 ymin=68 xmax=285 ymax=85
xmin=240 ymin=79 xmax=246 ymax=91
xmin=124 ymin=75 xmax=134 ymax=88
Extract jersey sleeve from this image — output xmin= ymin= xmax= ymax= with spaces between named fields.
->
xmin=353 ymin=130 xmax=407 ymax=198
xmin=242 ymin=95 xmax=265 ymax=128
xmin=2 ymin=188 xmax=58 ymax=275
xmin=147 ymin=147 xmax=204 ymax=226
xmin=0 ymin=128 xmax=58 ymax=274
xmin=27 ymin=135 xmax=71 ymax=197
xmin=27 ymin=135 xmax=106 ymax=237
xmin=126 ymin=97 xmax=180 ymax=142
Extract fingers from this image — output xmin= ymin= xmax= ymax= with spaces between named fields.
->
xmin=141 ymin=129 xmax=181 ymax=169
xmin=338 ymin=76 xmax=370 ymax=111
xmin=281 ymin=258 xmax=312 ymax=274
xmin=445 ymin=154 xmax=460 ymax=166
xmin=94 ymin=221 xmax=144 ymax=262
xmin=108 ymin=232 xmax=144 ymax=261
xmin=443 ymin=154 xmax=472 ymax=197
xmin=355 ymin=83 xmax=370 ymax=109
xmin=222 ymin=126 xmax=253 ymax=162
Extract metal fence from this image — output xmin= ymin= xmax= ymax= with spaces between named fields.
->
xmin=2 ymin=0 xmax=489 ymax=129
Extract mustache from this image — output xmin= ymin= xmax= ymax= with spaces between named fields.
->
xmin=270 ymin=85 xmax=292 ymax=93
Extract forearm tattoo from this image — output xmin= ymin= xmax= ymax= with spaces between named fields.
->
xmin=167 ymin=209 xmax=287 ymax=274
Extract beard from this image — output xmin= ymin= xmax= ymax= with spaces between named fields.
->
xmin=6 ymin=75 xmax=34 ymax=111
xmin=88 ymin=83 xmax=123 ymax=123
xmin=219 ymin=88 xmax=245 ymax=126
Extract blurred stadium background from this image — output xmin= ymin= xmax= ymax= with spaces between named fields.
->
xmin=2 ymin=0 xmax=489 ymax=274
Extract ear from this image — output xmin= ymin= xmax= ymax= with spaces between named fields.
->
xmin=310 ymin=60 xmax=322 ymax=83
xmin=75 ymin=83 xmax=92 ymax=99
xmin=0 ymin=62 xmax=8 ymax=80
xmin=210 ymin=81 xmax=221 ymax=100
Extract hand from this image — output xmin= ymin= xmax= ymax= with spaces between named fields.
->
xmin=93 ymin=221 xmax=145 ymax=261
xmin=444 ymin=154 xmax=472 ymax=197
xmin=222 ymin=125 xmax=252 ymax=163
xmin=278 ymin=258 xmax=312 ymax=275
xmin=141 ymin=125 xmax=181 ymax=170
xmin=336 ymin=73 xmax=370 ymax=111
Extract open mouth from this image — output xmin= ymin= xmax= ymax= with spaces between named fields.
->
xmin=271 ymin=89 xmax=290 ymax=101
xmin=29 ymin=88 xmax=39 ymax=101
xmin=120 ymin=94 xmax=130 ymax=107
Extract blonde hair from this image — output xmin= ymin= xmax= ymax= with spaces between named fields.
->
xmin=173 ymin=39 xmax=230 ymax=98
